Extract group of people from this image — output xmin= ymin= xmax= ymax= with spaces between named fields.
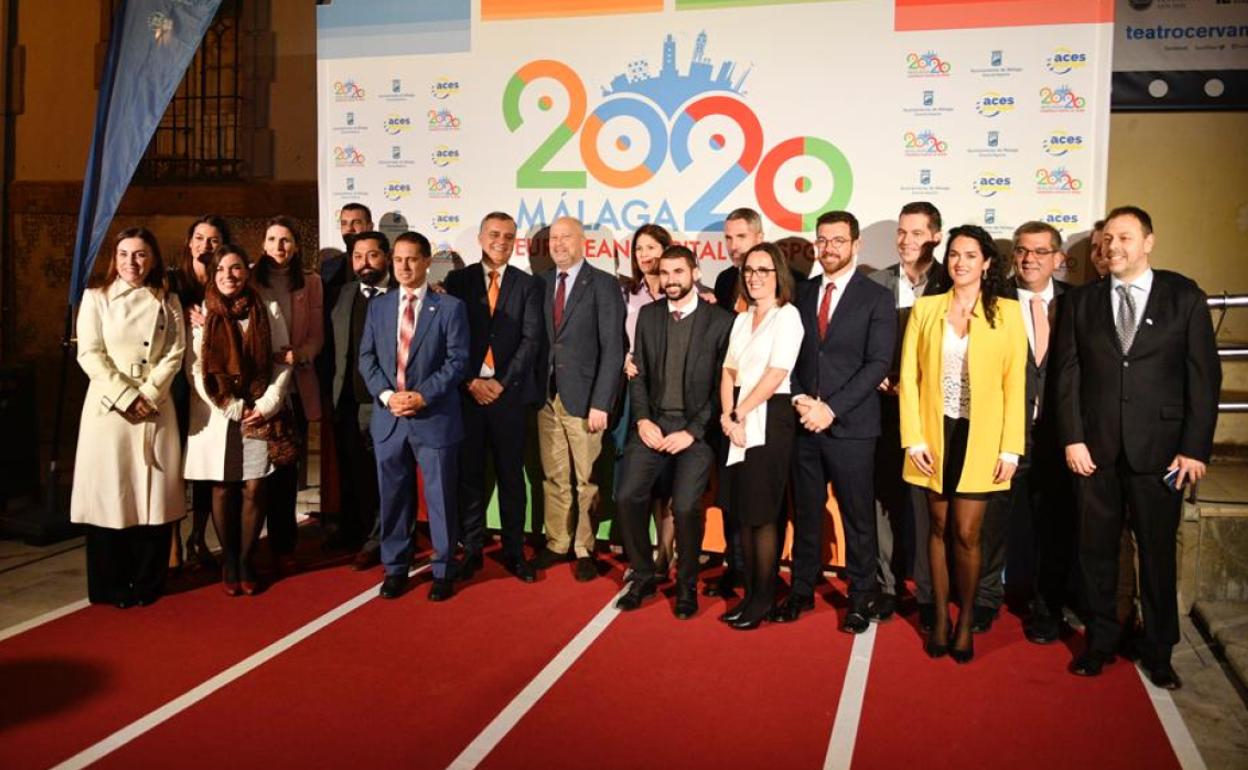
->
xmin=68 ymin=199 xmax=1221 ymax=690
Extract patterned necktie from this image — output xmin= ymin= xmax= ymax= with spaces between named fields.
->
xmin=484 ymin=270 xmax=500 ymax=370
xmin=397 ymin=291 xmax=415 ymax=390
xmin=553 ymin=271 xmax=568 ymax=330
xmin=818 ymin=281 xmax=836 ymax=340
xmin=1116 ymin=284 xmax=1138 ymax=352
xmin=1030 ymin=294 xmax=1049 ymax=364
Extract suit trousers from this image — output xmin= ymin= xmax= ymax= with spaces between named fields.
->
xmin=333 ymin=401 xmax=379 ymax=545
xmin=1076 ymin=459 xmax=1182 ymax=665
xmin=376 ymin=428 xmax=458 ymax=580
xmin=793 ymin=432 xmax=878 ymax=599
xmin=264 ymin=393 xmax=308 ymax=557
xmin=459 ymin=393 xmax=530 ymax=562
xmin=85 ymin=523 xmax=172 ymax=605
xmin=875 ymin=394 xmax=931 ymax=601
xmin=616 ymin=415 xmax=714 ymax=588
xmin=537 ymin=394 xmax=604 ymax=558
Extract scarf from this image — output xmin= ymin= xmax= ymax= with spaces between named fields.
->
xmin=201 ymin=288 xmax=273 ymax=409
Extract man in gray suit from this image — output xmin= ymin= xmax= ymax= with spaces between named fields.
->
xmin=328 ymin=231 xmax=391 ymax=568
xmin=531 ymin=217 xmax=626 ymax=581
xmin=868 ymin=201 xmax=947 ymax=627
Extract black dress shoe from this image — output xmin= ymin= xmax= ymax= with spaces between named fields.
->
xmin=674 ymin=586 xmax=698 ymax=620
xmin=769 ymin=594 xmax=814 ymax=624
xmin=970 ymin=605 xmax=998 ymax=634
xmin=916 ymin=602 xmax=935 ymax=632
xmin=1024 ymin=607 xmax=1060 ymax=644
xmin=842 ymin=603 xmax=871 ymax=634
xmin=729 ymin=614 xmax=764 ymax=631
xmin=505 ymin=558 xmax=537 ymax=583
xmin=1070 ymin=650 xmax=1114 ymax=677
xmin=458 ymin=551 xmax=484 ymax=581
xmin=574 ymin=556 xmax=598 ymax=582
xmin=869 ymin=593 xmax=897 ymax=622
xmin=1143 ymin=662 xmax=1182 ymax=690
xmin=428 ymin=579 xmax=454 ymax=602
xmin=379 ymin=574 xmax=409 ymax=599
xmin=615 ymin=580 xmax=657 ymax=611
xmin=704 ymin=570 xmax=740 ymax=598
xmin=532 ymin=547 xmax=570 ymax=570
xmin=719 ymin=602 xmax=747 ymax=623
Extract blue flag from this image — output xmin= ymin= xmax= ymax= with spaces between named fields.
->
xmin=70 ymin=0 xmax=223 ymax=305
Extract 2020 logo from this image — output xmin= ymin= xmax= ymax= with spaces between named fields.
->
xmin=903 ymin=130 xmax=948 ymax=155
xmin=333 ymin=79 xmax=366 ymax=101
xmin=428 ymin=176 xmax=462 ymax=199
xmin=1036 ymin=167 xmax=1083 ymax=193
xmin=906 ymin=51 xmax=951 ymax=77
xmin=429 ymin=109 xmax=462 ymax=131
xmin=333 ymin=146 xmax=365 ymax=167
xmin=1040 ymin=85 xmax=1087 ymax=111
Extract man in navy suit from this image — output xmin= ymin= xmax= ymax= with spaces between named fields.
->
xmin=444 ymin=212 xmax=543 ymax=583
xmin=782 ymin=211 xmax=896 ymax=631
xmin=359 ymin=231 xmax=470 ymax=601
xmin=531 ymin=217 xmax=626 ymax=581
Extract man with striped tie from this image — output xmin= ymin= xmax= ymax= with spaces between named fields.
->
xmin=359 ymin=231 xmax=470 ymax=602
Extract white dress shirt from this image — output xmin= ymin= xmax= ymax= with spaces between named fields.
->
xmin=1110 ymin=267 xmax=1154 ymax=324
xmin=1016 ymin=279 xmax=1055 ymax=357
xmin=667 ymin=290 xmax=699 ymax=318
xmin=723 ymin=303 xmax=804 ymax=465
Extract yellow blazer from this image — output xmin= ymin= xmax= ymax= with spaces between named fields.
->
xmin=899 ymin=292 xmax=1027 ymax=494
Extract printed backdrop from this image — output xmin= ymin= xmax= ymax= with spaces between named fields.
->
xmin=317 ymin=0 xmax=1114 ymax=281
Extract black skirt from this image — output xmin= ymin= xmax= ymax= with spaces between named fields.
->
xmin=940 ymin=416 xmax=990 ymax=501
xmin=727 ymin=394 xmax=795 ymax=527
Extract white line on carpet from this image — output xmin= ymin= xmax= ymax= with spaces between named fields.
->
xmin=49 ymin=565 xmax=430 ymax=770
xmin=1135 ymin=666 xmax=1207 ymax=770
xmin=823 ymin=622 xmax=878 ymax=770
xmin=0 ymin=599 xmax=92 ymax=643
xmin=446 ymin=585 xmax=628 ymax=770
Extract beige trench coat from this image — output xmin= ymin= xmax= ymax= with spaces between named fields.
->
xmin=70 ymin=279 xmax=187 ymax=529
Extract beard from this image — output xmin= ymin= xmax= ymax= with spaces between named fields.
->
xmin=664 ymin=283 xmax=693 ymax=301
xmin=357 ymin=267 xmax=386 ymax=286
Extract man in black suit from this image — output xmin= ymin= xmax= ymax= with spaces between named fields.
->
xmin=975 ymin=221 xmax=1072 ymax=640
xmin=327 ymin=231 xmax=392 ymax=567
xmin=532 ymin=217 xmax=626 ymax=581
xmin=867 ymin=201 xmax=948 ymax=626
xmin=322 ymin=203 xmax=374 ymax=311
xmin=779 ymin=211 xmax=896 ymax=632
xmin=444 ymin=212 xmax=543 ymax=583
xmin=1055 ymin=205 xmax=1220 ymax=689
xmin=615 ymin=245 xmax=733 ymax=618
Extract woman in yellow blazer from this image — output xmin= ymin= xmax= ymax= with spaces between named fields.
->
xmin=899 ymin=225 xmax=1027 ymax=663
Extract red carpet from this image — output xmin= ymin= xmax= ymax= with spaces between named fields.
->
xmin=852 ymin=609 xmax=1181 ymax=770
xmin=87 ymin=550 xmax=623 ymax=770
xmin=476 ymin=577 xmax=855 ymax=770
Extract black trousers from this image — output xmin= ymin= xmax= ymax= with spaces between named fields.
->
xmin=459 ymin=393 xmax=530 ymax=562
xmin=334 ymin=401 xmax=379 ymax=544
xmin=792 ymin=432 xmax=878 ymax=600
xmin=85 ymin=523 xmax=172 ymax=604
xmin=616 ymin=415 xmax=714 ymax=589
xmin=265 ymin=395 xmax=308 ymax=556
xmin=875 ymin=394 xmax=930 ymax=601
xmin=1077 ymin=459 xmax=1182 ymax=666
xmin=709 ymin=429 xmax=744 ymax=574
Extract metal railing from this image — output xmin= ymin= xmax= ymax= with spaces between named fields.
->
xmin=1211 ymin=293 xmax=1247 ymax=414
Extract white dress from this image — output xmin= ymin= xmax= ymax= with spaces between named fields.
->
xmin=70 ymin=280 xmax=187 ymax=529
xmin=183 ymin=295 xmax=292 ymax=482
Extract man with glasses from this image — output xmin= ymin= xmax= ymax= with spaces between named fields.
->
xmin=782 ymin=211 xmax=895 ymax=631
xmin=975 ymin=221 xmax=1072 ymax=639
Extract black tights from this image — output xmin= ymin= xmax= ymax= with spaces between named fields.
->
xmin=735 ymin=521 xmax=780 ymax=622
xmin=927 ymin=493 xmax=987 ymax=653
xmin=211 ymin=480 xmax=265 ymax=582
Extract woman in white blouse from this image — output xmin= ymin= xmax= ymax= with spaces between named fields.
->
xmin=72 ymin=228 xmax=186 ymax=608
xmin=185 ymin=245 xmax=292 ymax=595
xmin=718 ymin=243 xmax=805 ymax=630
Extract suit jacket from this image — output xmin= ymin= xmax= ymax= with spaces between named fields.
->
xmin=1015 ymin=279 xmax=1069 ymax=460
xmin=868 ymin=259 xmax=949 ymax=382
xmin=899 ymin=292 xmax=1028 ymax=494
xmin=540 ymin=260 xmax=626 ymax=418
xmin=358 ymin=287 xmax=470 ymax=447
xmin=713 ymin=266 xmax=740 ymax=310
xmin=628 ymin=300 xmax=733 ymax=441
xmin=445 ymin=262 xmax=543 ymax=406
xmin=330 ymin=280 xmax=386 ymax=408
xmin=1053 ymin=269 xmax=1221 ymax=472
xmin=269 ymin=273 xmax=325 ymax=421
xmin=791 ymin=271 xmax=896 ymax=439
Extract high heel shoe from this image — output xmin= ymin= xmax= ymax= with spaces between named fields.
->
xmin=718 ymin=602 xmax=747 ymax=623
xmin=222 ymin=566 xmax=241 ymax=597
xmin=240 ymin=560 xmax=259 ymax=596
xmin=729 ymin=612 xmax=765 ymax=631
xmin=950 ymin=628 xmax=975 ymax=664
xmin=926 ymin=613 xmax=952 ymax=658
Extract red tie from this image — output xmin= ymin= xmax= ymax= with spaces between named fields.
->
xmin=553 ymin=272 xmax=568 ymax=330
xmin=397 ymin=291 xmax=415 ymax=390
xmin=818 ymin=281 xmax=836 ymax=340
xmin=671 ymin=310 xmax=682 ymax=321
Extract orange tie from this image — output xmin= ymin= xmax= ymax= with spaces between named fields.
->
xmin=1030 ymin=295 xmax=1049 ymax=364
xmin=484 ymin=270 xmax=500 ymax=370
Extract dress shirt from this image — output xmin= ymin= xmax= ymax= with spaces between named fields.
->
xmin=554 ymin=258 xmax=585 ymax=307
xmin=1016 ymin=279 xmax=1055 ymax=357
xmin=666 ymin=291 xmax=699 ymax=319
xmin=897 ymin=260 xmax=934 ymax=309
xmin=723 ymin=303 xmax=804 ymax=465
xmin=1110 ymin=268 xmax=1154 ymax=328
xmin=360 ymin=276 xmax=391 ymax=299
xmin=380 ymin=283 xmax=426 ymax=407
xmin=817 ymin=259 xmax=855 ymax=325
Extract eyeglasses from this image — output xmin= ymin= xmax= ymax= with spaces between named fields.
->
xmin=1013 ymin=246 xmax=1057 ymax=257
xmin=741 ymin=267 xmax=777 ymax=278
xmin=815 ymin=237 xmax=853 ymax=249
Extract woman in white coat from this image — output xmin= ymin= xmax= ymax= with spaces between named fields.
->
xmin=72 ymin=228 xmax=187 ymax=608
xmin=184 ymin=245 xmax=292 ymax=595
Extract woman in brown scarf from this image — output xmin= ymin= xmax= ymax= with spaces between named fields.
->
xmin=184 ymin=245 xmax=292 ymax=595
